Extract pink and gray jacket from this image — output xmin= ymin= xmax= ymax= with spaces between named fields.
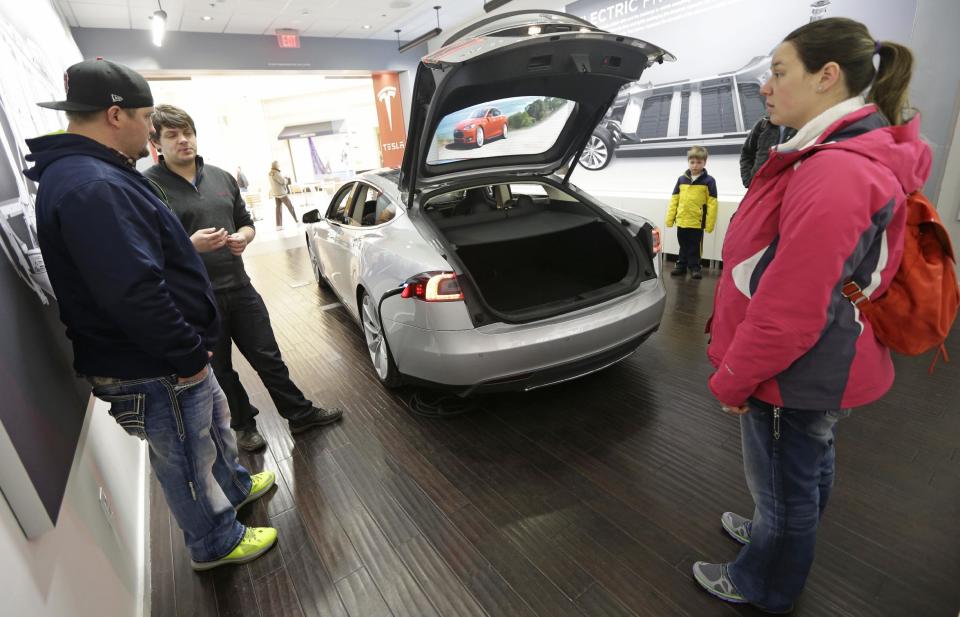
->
xmin=707 ymin=101 xmax=932 ymax=410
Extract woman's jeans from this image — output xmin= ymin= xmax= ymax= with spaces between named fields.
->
xmin=728 ymin=400 xmax=851 ymax=612
xmin=88 ymin=368 xmax=251 ymax=562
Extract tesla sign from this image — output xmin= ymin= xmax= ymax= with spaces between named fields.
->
xmin=372 ymin=73 xmax=406 ymax=168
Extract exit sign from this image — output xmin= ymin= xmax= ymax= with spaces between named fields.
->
xmin=276 ymin=29 xmax=300 ymax=48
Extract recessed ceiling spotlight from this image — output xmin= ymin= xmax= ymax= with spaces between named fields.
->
xmin=301 ymin=9 xmax=310 ymax=15
xmin=201 ymin=15 xmax=213 ymax=21
xmin=362 ymin=24 xmax=371 ymax=29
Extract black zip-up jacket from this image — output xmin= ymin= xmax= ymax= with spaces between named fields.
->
xmin=144 ymin=157 xmax=254 ymax=292
xmin=24 ymin=133 xmax=219 ymax=379
xmin=739 ymin=117 xmax=798 ymax=188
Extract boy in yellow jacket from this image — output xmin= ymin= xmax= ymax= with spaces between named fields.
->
xmin=665 ymin=145 xmax=718 ymax=279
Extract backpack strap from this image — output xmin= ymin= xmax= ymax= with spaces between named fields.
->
xmin=841 ymin=281 xmax=869 ymax=306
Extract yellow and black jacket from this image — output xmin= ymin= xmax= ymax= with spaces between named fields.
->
xmin=665 ymin=169 xmax=718 ymax=232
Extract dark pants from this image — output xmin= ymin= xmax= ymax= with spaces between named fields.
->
xmin=676 ymin=227 xmax=704 ymax=271
xmin=212 ymin=284 xmax=312 ymax=430
xmin=728 ymin=400 xmax=850 ymax=612
xmin=275 ymin=195 xmax=296 ymax=226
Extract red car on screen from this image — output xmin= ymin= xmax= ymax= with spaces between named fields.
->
xmin=453 ymin=107 xmax=508 ymax=148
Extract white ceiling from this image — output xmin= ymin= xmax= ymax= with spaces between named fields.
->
xmin=54 ymin=0 xmax=487 ymax=41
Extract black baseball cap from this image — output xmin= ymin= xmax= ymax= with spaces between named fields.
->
xmin=37 ymin=59 xmax=153 ymax=112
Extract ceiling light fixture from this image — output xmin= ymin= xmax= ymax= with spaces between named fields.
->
xmin=483 ymin=0 xmax=514 ymax=12
xmin=362 ymin=24 xmax=372 ymax=29
xmin=151 ymin=2 xmax=167 ymax=47
xmin=397 ymin=5 xmax=442 ymax=53
xmin=201 ymin=15 xmax=213 ymax=21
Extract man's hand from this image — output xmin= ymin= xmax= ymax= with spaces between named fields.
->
xmin=191 ymin=227 xmax=228 ymax=253
xmin=227 ymin=233 xmax=248 ymax=256
xmin=721 ymin=404 xmax=751 ymax=416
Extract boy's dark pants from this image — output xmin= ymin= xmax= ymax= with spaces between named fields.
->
xmin=676 ymin=227 xmax=704 ymax=271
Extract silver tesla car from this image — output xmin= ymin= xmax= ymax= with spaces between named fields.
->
xmin=302 ymin=10 xmax=674 ymax=394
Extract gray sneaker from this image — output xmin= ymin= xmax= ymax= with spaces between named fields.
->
xmin=692 ymin=562 xmax=747 ymax=604
xmin=693 ymin=562 xmax=795 ymax=613
xmin=236 ymin=427 xmax=267 ymax=452
xmin=721 ymin=511 xmax=752 ymax=545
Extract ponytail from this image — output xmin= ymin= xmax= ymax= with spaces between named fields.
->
xmin=785 ymin=18 xmax=916 ymax=126
xmin=867 ymin=41 xmax=914 ymax=125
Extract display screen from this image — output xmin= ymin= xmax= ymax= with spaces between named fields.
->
xmin=427 ymin=96 xmax=575 ymax=164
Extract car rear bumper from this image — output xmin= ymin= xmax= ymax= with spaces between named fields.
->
xmin=382 ymin=278 xmax=665 ymax=392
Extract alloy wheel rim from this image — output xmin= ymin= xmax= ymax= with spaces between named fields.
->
xmin=580 ymin=136 xmax=607 ymax=169
xmin=361 ymin=294 xmax=390 ymax=379
xmin=476 ymin=127 xmax=484 ymax=147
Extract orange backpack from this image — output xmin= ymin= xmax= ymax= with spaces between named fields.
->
xmin=842 ymin=192 xmax=959 ymax=365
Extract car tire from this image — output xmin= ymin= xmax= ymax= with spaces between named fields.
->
xmin=501 ymin=124 xmax=508 ymax=140
xmin=475 ymin=127 xmax=484 ymax=148
xmin=579 ymin=128 xmax=614 ymax=171
xmin=307 ymin=236 xmax=330 ymax=288
xmin=359 ymin=290 xmax=402 ymax=388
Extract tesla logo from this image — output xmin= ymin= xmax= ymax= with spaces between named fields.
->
xmin=377 ymin=86 xmax=397 ymax=131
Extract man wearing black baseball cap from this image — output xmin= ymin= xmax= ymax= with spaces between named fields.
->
xmin=24 ymin=59 xmax=278 ymax=571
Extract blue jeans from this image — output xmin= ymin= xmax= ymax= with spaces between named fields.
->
xmin=89 ymin=368 xmax=251 ymax=562
xmin=728 ymin=400 xmax=851 ymax=612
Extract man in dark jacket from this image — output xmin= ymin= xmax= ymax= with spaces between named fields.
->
xmin=739 ymin=116 xmax=797 ymax=187
xmin=145 ymin=104 xmax=343 ymax=453
xmin=24 ymin=60 xmax=276 ymax=571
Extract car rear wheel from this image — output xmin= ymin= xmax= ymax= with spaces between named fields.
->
xmin=475 ymin=127 xmax=485 ymax=148
xmin=501 ymin=124 xmax=508 ymax=139
xmin=360 ymin=290 xmax=401 ymax=388
xmin=579 ymin=129 xmax=614 ymax=170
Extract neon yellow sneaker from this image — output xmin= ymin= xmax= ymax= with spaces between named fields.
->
xmin=191 ymin=526 xmax=277 ymax=571
xmin=236 ymin=471 xmax=276 ymax=510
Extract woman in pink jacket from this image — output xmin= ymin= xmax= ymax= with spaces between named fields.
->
xmin=693 ymin=17 xmax=931 ymax=613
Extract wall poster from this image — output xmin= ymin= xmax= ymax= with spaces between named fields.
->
xmin=0 ymin=1 xmax=88 ymax=539
xmin=564 ymin=0 xmax=918 ymax=194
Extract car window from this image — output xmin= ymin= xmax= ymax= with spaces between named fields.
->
xmin=510 ymin=183 xmax=548 ymax=197
xmin=350 ymin=183 xmax=387 ymax=227
xmin=372 ymin=194 xmax=397 ymax=225
xmin=428 ymin=95 xmax=575 ymax=164
xmin=327 ymin=184 xmax=354 ymax=223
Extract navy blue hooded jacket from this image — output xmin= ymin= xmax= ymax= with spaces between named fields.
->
xmin=24 ymin=133 xmax=219 ymax=379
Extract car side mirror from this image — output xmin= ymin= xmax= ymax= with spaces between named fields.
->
xmin=301 ymin=209 xmax=320 ymax=224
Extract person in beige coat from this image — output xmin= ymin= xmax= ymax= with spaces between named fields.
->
xmin=268 ymin=161 xmax=297 ymax=229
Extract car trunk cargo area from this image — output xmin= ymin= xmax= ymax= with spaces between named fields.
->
xmin=424 ymin=191 xmax=648 ymax=319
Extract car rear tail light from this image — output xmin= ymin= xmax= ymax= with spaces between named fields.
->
xmin=401 ymin=272 xmax=464 ymax=302
xmin=652 ymin=226 xmax=662 ymax=254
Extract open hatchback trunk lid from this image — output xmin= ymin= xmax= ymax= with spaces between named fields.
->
xmin=398 ymin=10 xmax=675 ymax=197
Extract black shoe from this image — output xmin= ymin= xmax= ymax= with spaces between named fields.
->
xmin=671 ymin=267 xmax=687 ymax=277
xmin=236 ymin=427 xmax=267 ymax=452
xmin=289 ymin=406 xmax=344 ymax=435
xmin=691 ymin=270 xmax=703 ymax=279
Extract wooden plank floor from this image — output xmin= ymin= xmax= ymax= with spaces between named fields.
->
xmin=150 ymin=246 xmax=960 ymax=617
